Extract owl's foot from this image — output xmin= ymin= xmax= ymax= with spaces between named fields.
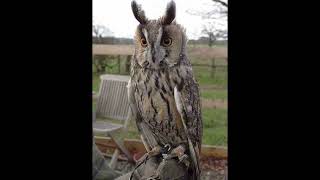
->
xmin=147 ymin=145 xmax=162 ymax=156
xmin=168 ymin=145 xmax=190 ymax=167
xmin=178 ymin=154 xmax=190 ymax=168
xmin=135 ymin=146 xmax=162 ymax=165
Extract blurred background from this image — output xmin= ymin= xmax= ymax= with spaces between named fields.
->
xmin=92 ymin=0 xmax=228 ymax=146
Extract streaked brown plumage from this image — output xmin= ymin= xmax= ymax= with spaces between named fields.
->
xmin=128 ymin=1 xmax=202 ymax=179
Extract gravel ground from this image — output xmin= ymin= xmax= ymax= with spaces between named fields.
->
xmin=200 ymin=157 xmax=227 ymax=180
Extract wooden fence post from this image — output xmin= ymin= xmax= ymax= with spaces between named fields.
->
xmin=125 ymin=55 xmax=131 ymax=75
xmin=117 ymin=55 xmax=121 ymax=74
xmin=211 ymin=58 xmax=216 ymax=78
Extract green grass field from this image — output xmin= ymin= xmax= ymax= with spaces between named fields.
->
xmin=92 ymin=58 xmax=227 ymax=146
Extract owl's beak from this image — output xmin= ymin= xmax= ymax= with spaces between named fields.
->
xmin=159 ymin=60 xmax=166 ymax=68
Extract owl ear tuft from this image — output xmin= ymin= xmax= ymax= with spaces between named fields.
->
xmin=131 ymin=0 xmax=148 ymax=25
xmin=161 ymin=1 xmax=176 ymax=25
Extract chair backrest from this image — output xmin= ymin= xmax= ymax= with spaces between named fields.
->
xmin=96 ymin=74 xmax=130 ymax=122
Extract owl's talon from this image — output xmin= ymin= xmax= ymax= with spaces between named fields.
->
xmin=162 ymin=153 xmax=177 ymax=160
xmin=147 ymin=146 xmax=162 ymax=156
xmin=178 ymin=154 xmax=188 ymax=162
xmin=171 ymin=145 xmax=186 ymax=157
xmin=168 ymin=145 xmax=191 ymax=167
xmin=178 ymin=154 xmax=190 ymax=167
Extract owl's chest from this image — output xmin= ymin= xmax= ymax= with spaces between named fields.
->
xmin=132 ymin=70 xmax=186 ymax=145
xmin=133 ymin=71 xmax=175 ymax=122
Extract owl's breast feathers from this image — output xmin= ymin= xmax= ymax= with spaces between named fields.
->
xmin=131 ymin=65 xmax=202 ymax=151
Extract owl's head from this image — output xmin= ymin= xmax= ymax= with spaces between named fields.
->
xmin=131 ymin=0 xmax=187 ymax=70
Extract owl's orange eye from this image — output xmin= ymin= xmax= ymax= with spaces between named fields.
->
xmin=162 ymin=37 xmax=172 ymax=47
xmin=140 ymin=38 xmax=147 ymax=47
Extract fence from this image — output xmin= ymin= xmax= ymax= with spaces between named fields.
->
xmin=92 ymin=44 xmax=227 ymax=78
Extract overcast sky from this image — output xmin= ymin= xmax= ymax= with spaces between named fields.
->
xmin=93 ymin=0 xmax=227 ymax=39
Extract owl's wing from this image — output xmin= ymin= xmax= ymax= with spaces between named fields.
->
xmin=174 ymin=72 xmax=202 ymax=180
xmin=127 ymin=78 xmax=158 ymax=152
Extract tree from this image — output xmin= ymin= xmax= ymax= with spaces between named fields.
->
xmin=92 ymin=23 xmax=113 ymax=43
xmin=201 ymin=22 xmax=226 ymax=47
xmin=202 ymin=24 xmax=217 ymax=47
xmin=212 ymin=0 xmax=228 ymax=7
xmin=187 ymin=0 xmax=228 ymax=46
xmin=197 ymin=0 xmax=228 ymax=19
xmin=92 ymin=23 xmax=114 ymax=73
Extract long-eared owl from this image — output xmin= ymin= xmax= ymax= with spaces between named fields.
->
xmin=127 ymin=1 xmax=203 ymax=179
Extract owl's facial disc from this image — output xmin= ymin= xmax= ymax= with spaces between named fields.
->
xmin=138 ymin=26 xmax=170 ymax=70
xmin=132 ymin=1 xmax=185 ymax=70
